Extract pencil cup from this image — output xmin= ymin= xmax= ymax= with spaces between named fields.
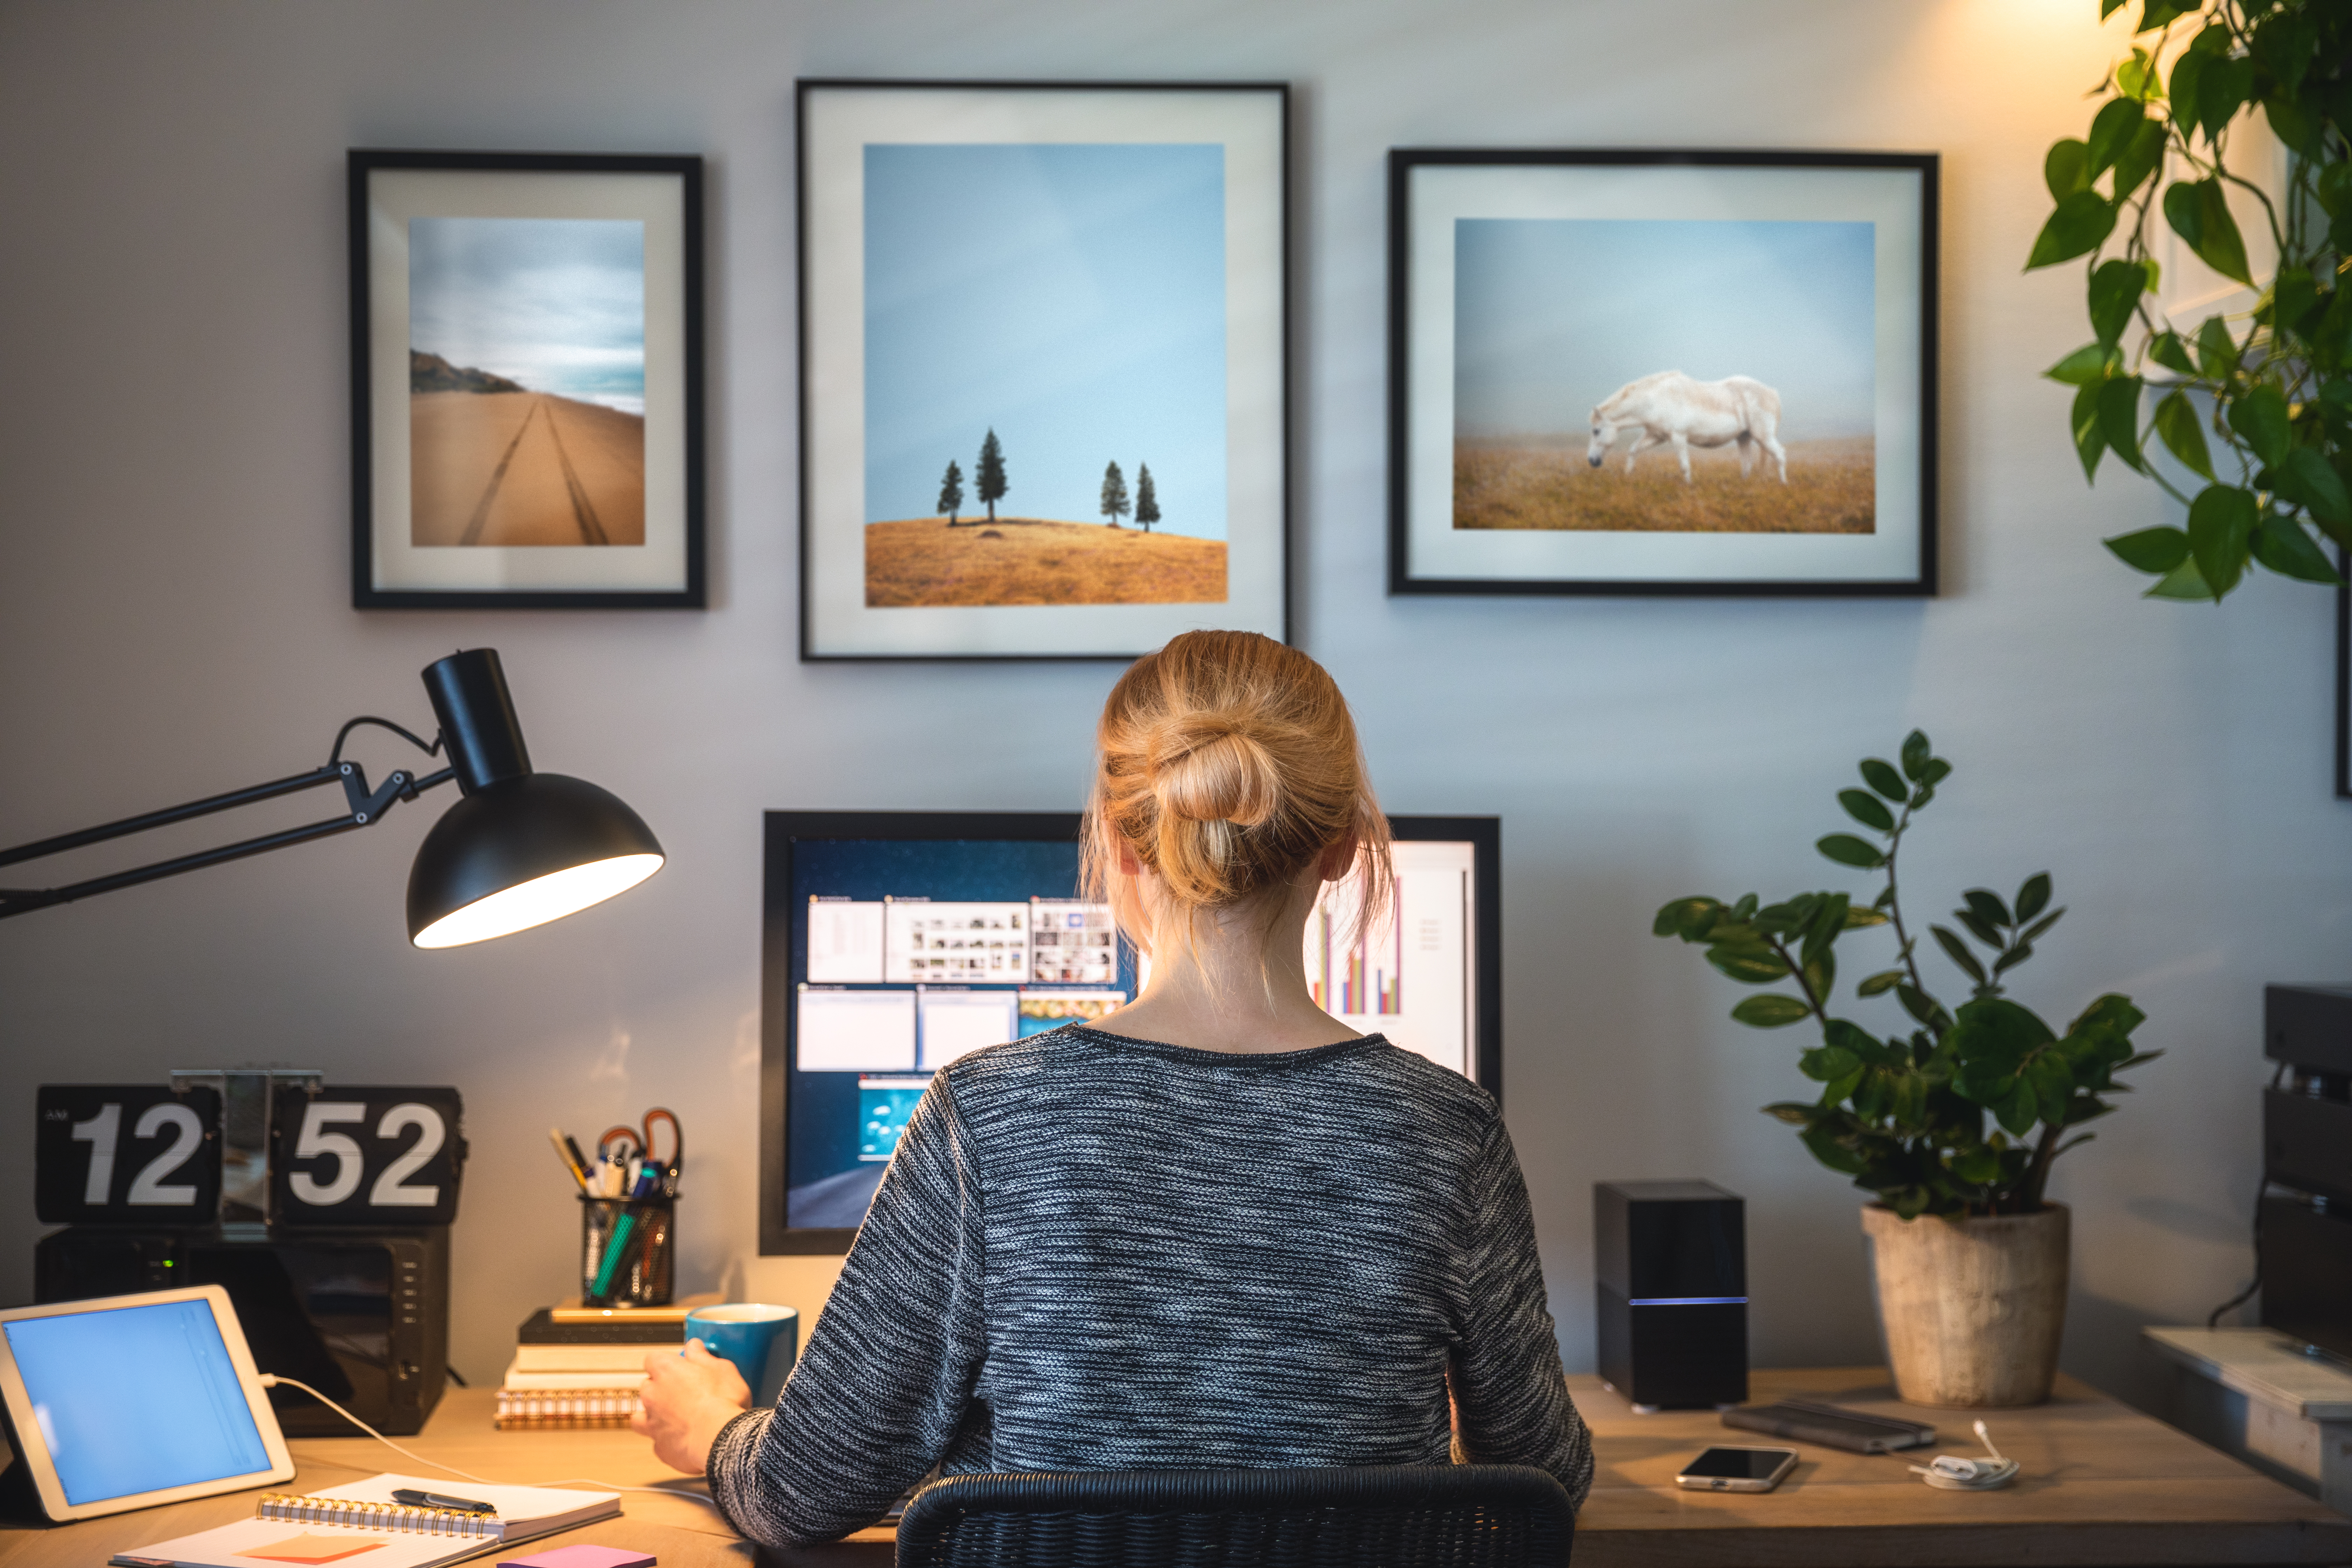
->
xmin=579 ymin=1194 xmax=676 ymax=1307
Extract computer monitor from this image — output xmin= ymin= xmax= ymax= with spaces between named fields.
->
xmin=757 ymin=810 xmax=1501 ymax=1254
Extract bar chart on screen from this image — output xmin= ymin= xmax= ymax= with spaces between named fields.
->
xmin=1306 ymin=839 xmax=1476 ymax=1075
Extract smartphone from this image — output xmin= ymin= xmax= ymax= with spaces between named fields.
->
xmin=1674 ymin=1445 xmax=1800 ymax=1492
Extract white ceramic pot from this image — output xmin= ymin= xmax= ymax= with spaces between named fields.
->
xmin=1861 ymin=1202 xmax=2069 ymax=1408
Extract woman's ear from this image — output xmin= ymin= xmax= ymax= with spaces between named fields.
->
xmin=1315 ymin=833 xmax=1359 ymax=883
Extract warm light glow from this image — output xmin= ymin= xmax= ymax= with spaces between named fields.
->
xmin=411 ymin=854 xmax=663 ymax=948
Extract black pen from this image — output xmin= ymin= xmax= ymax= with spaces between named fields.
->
xmin=391 ymin=1489 xmax=499 ymax=1516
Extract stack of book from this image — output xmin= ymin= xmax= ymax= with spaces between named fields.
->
xmin=496 ymin=1293 xmax=718 ymax=1428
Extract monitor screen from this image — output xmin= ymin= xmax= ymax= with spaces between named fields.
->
xmin=2 ymin=1296 xmax=274 ymax=1505
xmin=759 ymin=811 xmax=1500 ymax=1252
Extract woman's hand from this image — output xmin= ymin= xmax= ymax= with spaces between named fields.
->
xmin=633 ymin=1339 xmax=754 ymax=1475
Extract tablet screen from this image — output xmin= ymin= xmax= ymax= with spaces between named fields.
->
xmin=2 ymin=1297 xmax=274 ymax=1505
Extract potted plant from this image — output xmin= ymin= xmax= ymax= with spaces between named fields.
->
xmin=2026 ymin=0 xmax=2352 ymax=603
xmin=1653 ymin=732 xmax=2159 ymax=1406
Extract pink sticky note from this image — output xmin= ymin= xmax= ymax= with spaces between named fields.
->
xmin=498 ymin=1548 xmax=654 ymax=1568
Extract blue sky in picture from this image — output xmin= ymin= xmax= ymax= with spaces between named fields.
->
xmin=409 ymin=217 xmax=646 ymax=414
xmin=1452 ymin=218 xmax=1876 ymax=442
xmin=863 ymin=142 xmax=1226 ymax=536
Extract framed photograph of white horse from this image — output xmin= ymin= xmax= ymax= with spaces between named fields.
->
xmin=350 ymin=150 xmax=706 ymax=608
xmin=797 ymin=80 xmax=1291 ymax=660
xmin=1388 ymin=148 xmax=1937 ymax=597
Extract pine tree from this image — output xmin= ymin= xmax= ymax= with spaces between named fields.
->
xmin=1134 ymin=463 xmax=1159 ymax=534
xmin=937 ymin=460 xmax=964 ymax=527
xmin=1100 ymin=461 xmax=1130 ymax=527
xmin=975 ymin=429 xmax=1008 ymax=524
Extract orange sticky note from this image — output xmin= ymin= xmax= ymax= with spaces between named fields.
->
xmin=240 ymin=1535 xmax=390 ymax=1565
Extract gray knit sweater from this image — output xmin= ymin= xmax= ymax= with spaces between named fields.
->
xmin=707 ymin=1026 xmax=1592 ymax=1546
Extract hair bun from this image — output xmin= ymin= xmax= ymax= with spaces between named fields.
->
xmin=1149 ymin=712 xmax=1280 ymax=829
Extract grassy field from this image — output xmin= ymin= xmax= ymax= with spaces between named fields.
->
xmin=865 ymin=517 xmax=1228 ymax=607
xmin=1454 ymin=435 xmax=1875 ymax=534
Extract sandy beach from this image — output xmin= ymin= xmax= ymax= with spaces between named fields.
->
xmin=411 ymin=391 xmax=645 ymax=547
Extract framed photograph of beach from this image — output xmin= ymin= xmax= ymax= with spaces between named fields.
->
xmin=349 ymin=150 xmax=705 ymax=608
xmin=797 ymin=80 xmax=1289 ymax=659
xmin=1388 ymin=149 xmax=1937 ymax=597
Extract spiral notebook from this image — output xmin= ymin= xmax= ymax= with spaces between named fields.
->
xmin=110 ymin=1475 xmax=620 ymax=1568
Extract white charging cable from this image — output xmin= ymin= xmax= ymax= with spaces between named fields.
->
xmin=259 ymin=1374 xmax=719 ymax=1508
xmin=1908 ymin=1419 xmax=2021 ymax=1491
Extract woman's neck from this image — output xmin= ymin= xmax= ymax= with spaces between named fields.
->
xmin=1099 ymin=885 xmax=1364 ymax=1055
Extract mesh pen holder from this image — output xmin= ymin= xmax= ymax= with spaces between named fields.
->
xmin=580 ymin=1194 xmax=676 ymax=1307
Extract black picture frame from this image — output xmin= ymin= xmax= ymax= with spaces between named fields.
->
xmin=757 ymin=810 xmax=1502 ymax=1256
xmin=349 ymin=149 xmax=705 ymax=609
xmin=795 ymin=80 xmax=1291 ymax=660
xmin=2337 ymin=550 xmax=2350 ymax=799
xmin=1388 ymin=148 xmax=1939 ymax=597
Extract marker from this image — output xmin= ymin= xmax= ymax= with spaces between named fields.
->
xmin=391 ymin=1489 xmax=499 ymax=1516
xmin=548 ymin=1128 xmax=590 ymax=1194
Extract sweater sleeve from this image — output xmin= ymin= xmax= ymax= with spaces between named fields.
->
xmin=1448 ymin=1115 xmax=1593 ymax=1510
xmin=706 ymin=1073 xmax=987 ymax=1546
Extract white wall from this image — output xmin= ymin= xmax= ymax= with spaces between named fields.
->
xmin=3 ymin=0 xmax=2342 ymax=1411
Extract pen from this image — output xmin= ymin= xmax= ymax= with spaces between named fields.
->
xmin=548 ymin=1128 xmax=590 ymax=1195
xmin=390 ymin=1489 xmax=499 ymax=1516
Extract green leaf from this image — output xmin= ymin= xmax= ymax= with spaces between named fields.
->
xmin=1732 ymin=993 xmax=1813 ymax=1028
xmin=2100 ymin=0 xmax=2126 ymax=16
xmin=2276 ymin=448 xmax=2352 ymax=526
xmin=2015 ymin=873 xmax=2052 ymax=923
xmin=2046 ymin=342 xmax=2120 ymax=385
xmin=2148 ymin=331 xmax=2196 ymax=377
xmin=2099 ymin=376 xmax=2146 ymax=469
xmin=1896 ymin=983 xmax=1947 ymax=1030
xmin=1800 ymin=1043 xmax=1862 ymax=1082
xmin=2197 ymin=55 xmax=2255 ymax=144
xmin=2138 ymin=0 xmax=2196 ymax=34
xmin=2143 ymin=554 xmax=2217 ymax=600
xmin=2186 ymin=483 xmax=2260 ymax=597
xmin=1839 ymin=788 xmax=1895 ymax=832
xmin=1801 ymin=1121 xmax=1869 ymax=1175
xmin=2072 ymin=379 xmax=2109 ymax=481
xmin=1900 ymin=730 xmax=1933 ymax=780
xmin=2252 ymin=10 xmax=2317 ymax=90
xmin=2195 ymin=315 xmax=2240 ymax=379
xmin=2088 ymin=259 xmax=2148 ymax=348
xmin=2165 ymin=177 xmax=2253 ymax=286
xmin=1860 ymin=758 xmax=1907 ymax=802
xmin=2019 ymin=908 xmax=2065 ymax=945
xmin=1843 ymin=905 xmax=1890 ymax=928
xmin=2227 ymin=385 xmax=2292 ymax=469
xmin=2044 ymin=139 xmax=2090 ymax=202
xmin=1991 ymin=942 xmax=2037 ymax=976
xmin=2112 ymin=119 xmax=2168 ymax=202
xmin=1857 ymin=968 xmax=1904 ymax=997
xmin=1964 ymin=889 xmax=2013 ymax=930
xmin=1707 ymin=943 xmax=1790 ymax=984
xmin=2152 ymin=391 xmax=2215 ymax=480
xmin=2170 ymin=46 xmax=2210 ymax=129
xmin=1817 ymin=833 xmax=1886 ymax=869
xmin=2085 ymin=98 xmax=2145 ymax=177
xmin=2273 ymin=267 xmax=2320 ymax=340
xmin=1998 ymin=1081 xmax=2041 ymax=1138
xmin=2028 ymin=190 xmax=2119 ymax=271
xmin=1762 ymin=1101 xmax=1815 ymax=1126
xmin=1654 ymin=897 xmax=1720 ymax=939
xmin=1932 ymin=925 xmax=1989 ymax=985
xmin=2249 ymin=514 xmax=2343 ymax=584
xmin=2105 ymin=526 xmax=2189 ymax=574
xmin=1954 ymin=908 xmax=2005 ymax=948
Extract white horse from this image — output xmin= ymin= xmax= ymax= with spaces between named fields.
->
xmin=1587 ymin=371 xmax=1788 ymax=484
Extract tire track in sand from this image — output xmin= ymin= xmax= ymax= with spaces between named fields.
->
xmin=542 ymin=399 xmax=610 ymax=546
xmin=457 ymin=399 xmax=542 ymax=547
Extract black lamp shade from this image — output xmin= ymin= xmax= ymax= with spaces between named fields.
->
xmin=406 ymin=773 xmax=663 ymax=948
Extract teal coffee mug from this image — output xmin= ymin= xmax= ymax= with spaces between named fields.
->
xmin=684 ymin=1303 xmax=800 ymax=1406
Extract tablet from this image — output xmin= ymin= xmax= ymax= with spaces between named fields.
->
xmin=0 ymin=1287 xmax=295 ymax=1521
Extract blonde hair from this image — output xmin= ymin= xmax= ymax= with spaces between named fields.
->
xmin=1082 ymin=631 xmax=1391 ymax=965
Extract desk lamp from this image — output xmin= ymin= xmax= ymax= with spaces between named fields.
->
xmin=0 ymin=648 xmax=663 ymax=946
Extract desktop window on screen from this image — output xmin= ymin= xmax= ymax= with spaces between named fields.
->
xmin=782 ymin=831 xmax=1483 ymax=1234
xmin=4 ymin=1298 xmax=272 ymax=1505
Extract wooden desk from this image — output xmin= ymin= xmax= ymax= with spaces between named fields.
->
xmin=5 ymin=1370 xmax=2345 ymax=1568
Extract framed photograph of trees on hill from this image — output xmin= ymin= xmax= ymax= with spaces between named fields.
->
xmin=349 ymin=149 xmax=705 ymax=608
xmin=797 ymin=80 xmax=1289 ymax=659
xmin=1388 ymin=148 xmax=1937 ymax=597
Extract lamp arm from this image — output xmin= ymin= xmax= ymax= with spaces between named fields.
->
xmin=0 ymin=731 xmax=459 ymax=920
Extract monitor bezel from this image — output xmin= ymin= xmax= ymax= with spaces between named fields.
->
xmin=758 ymin=810 xmax=1501 ymax=1255
xmin=0 ymin=1284 xmax=297 ymax=1521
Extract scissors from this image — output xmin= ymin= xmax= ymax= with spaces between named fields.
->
xmin=598 ymin=1106 xmax=682 ymax=1194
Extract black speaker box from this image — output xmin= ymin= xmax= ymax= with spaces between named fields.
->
xmin=33 ymin=1225 xmax=450 ymax=1435
xmin=1595 ymin=1179 xmax=1746 ymax=1411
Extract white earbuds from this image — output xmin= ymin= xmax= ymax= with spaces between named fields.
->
xmin=1910 ymin=1421 xmax=2021 ymax=1491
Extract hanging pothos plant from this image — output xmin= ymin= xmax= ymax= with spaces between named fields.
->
xmin=2027 ymin=0 xmax=2352 ymax=601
